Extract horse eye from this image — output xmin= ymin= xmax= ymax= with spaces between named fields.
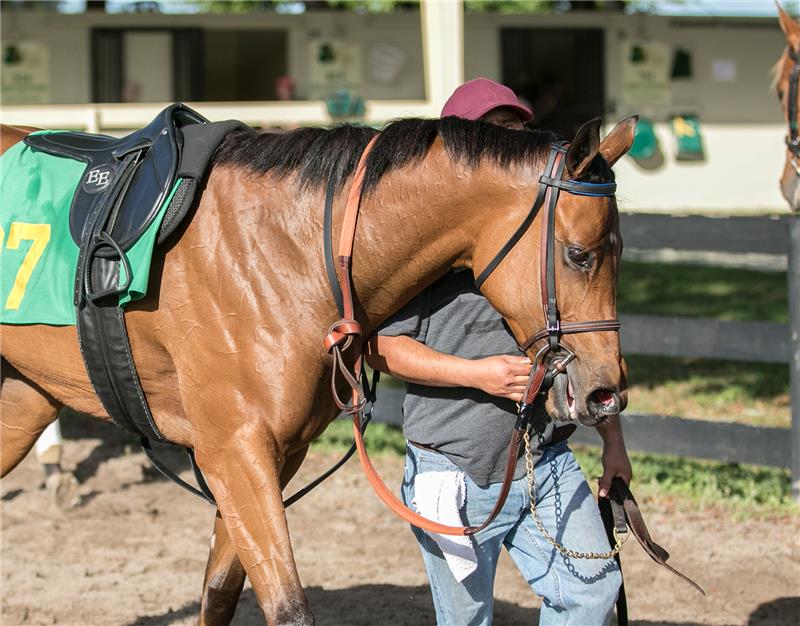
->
xmin=567 ymin=246 xmax=595 ymax=270
xmin=778 ymin=89 xmax=785 ymax=100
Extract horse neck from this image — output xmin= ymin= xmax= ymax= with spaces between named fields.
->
xmin=349 ymin=145 xmax=537 ymax=332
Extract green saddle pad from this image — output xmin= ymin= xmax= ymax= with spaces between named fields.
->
xmin=0 ymin=135 xmax=178 ymax=325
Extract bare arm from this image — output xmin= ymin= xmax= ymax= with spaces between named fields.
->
xmin=365 ymin=334 xmax=532 ymax=402
xmin=596 ymin=417 xmax=633 ymax=496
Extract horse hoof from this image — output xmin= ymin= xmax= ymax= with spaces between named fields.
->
xmin=45 ymin=471 xmax=80 ymax=510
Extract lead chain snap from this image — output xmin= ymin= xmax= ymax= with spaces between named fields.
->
xmin=524 ymin=431 xmax=622 ymax=560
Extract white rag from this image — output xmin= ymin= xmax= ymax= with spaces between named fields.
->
xmin=413 ymin=470 xmax=478 ymax=582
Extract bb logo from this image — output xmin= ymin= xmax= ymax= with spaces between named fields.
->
xmin=82 ymin=166 xmax=113 ymax=193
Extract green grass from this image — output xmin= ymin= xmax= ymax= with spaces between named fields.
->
xmin=312 ymin=420 xmax=796 ymax=514
xmin=617 ymin=260 xmax=788 ymax=323
xmin=311 ymin=419 xmax=407 ymax=456
xmin=624 ymin=356 xmax=790 ymax=428
xmin=616 ymin=260 xmax=790 ymax=427
xmin=571 ymin=445 xmax=794 ymax=513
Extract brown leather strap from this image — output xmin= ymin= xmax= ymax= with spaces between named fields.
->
xmin=520 ymin=319 xmax=622 ymax=353
xmin=326 ymin=133 xmax=540 ymax=535
xmin=349 ymin=359 xmax=550 ymax=536
xmin=539 ymin=172 xmax=557 ymax=322
xmin=326 ymin=135 xmax=577 ymax=535
xmin=606 ymin=477 xmax=705 ymax=596
xmin=352 ymin=405 xmax=528 ymax=536
xmin=323 ymin=137 xmax=378 ymax=411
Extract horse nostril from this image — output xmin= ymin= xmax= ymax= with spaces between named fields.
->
xmin=587 ymin=388 xmax=620 ymax=417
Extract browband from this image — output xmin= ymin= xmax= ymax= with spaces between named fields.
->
xmin=538 ymin=177 xmax=617 ymax=196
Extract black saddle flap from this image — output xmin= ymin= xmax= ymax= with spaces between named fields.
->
xmin=24 ymin=103 xmax=209 ymax=250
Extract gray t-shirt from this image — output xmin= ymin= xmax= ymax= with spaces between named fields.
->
xmin=377 ymin=270 xmax=553 ymax=486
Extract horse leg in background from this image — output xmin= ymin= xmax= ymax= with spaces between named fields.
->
xmin=195 ymin=433 xmax=313 ymax=626
xmin=0 ymin=361 xmax=62 ymax=477
xmin=199 ymin=513 xmax=247 ymax=626
xmin=33 ymin=419 xmax=80 ymax=509
xmin=198 ymin=446 xmax=310 ymax=626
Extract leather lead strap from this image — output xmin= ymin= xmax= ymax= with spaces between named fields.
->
xmin=599 ymin=477 xmax=705 ymax=610
xmin=328 ymin=134 xmax=532 ymax=536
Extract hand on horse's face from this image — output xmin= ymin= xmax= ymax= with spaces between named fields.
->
xmin=465 ymin=354 xmax=532 ymax=403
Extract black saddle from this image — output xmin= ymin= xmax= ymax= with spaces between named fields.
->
xmin=25 ymin=103 xmax=238 ymax=253
xmin=25 ymin=103 xmax=247 ymax=442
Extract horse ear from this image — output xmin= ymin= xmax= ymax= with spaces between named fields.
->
xmin=599 ymin=115 xmax=638 ymax=167
xmin=565 ymin=118 xmax=602 ymax=179
xmin=778 ymin=3 xmax=800 ymax=54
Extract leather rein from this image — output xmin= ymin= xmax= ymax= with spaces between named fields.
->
xmin=323 ymin=138 xmax=620 ymax=536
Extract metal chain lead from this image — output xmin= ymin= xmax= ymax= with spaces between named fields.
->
xmin=524 ymin=431 xmax=622 ymax=560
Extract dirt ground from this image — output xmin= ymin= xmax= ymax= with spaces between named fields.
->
xmin=1 ymin=415 xmax=798 ymax=626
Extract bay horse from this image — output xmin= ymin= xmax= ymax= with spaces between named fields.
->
xmin=776 ymin=4 xmax=800 ymax=211
xmin=1 ymin=114 xmax=635 ymax=625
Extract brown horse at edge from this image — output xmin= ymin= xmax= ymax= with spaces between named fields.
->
xmin=0 ymin=115 xmax=636 ymax=625
xmin=776 ymin=4 xmax=800 ymax=212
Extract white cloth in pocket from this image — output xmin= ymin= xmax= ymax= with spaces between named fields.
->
xmin=413 ymin=470 xmax=478 ymax=582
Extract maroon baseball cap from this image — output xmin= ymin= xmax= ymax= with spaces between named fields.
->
xmin=441 ymin=78 xmax=533 ymax=122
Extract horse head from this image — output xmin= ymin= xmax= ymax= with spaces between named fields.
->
xmin=475 ymin=116 xmax=637 ymax=426
xmin=776 ymin=4 xmax=800 ymax=211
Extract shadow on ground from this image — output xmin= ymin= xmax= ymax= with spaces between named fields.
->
xmin=124 ymin=585 xmax=800 ymax=626
xmin=60 ymin=408 xmax=190 ymax=486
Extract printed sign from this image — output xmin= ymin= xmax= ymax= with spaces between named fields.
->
xmin=2 ymin=41 xmax=50 ymax=104
xmin=621 ymin=41 xmax=671 ymax=108
xmin=308 ymin=39 xmax=363 ymax=100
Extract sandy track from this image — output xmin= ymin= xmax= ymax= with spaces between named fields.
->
xmin=1 ymin=415 xmax=798 ymax=626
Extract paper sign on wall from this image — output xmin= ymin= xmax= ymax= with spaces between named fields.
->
xmin=621 ymin=41 xmax=671 ymax=108
xmin=711 ymin=59 xmax=736 ymax=82
xmin=2 ymin=41 xmax=50 ymax=104
xmin=309 ymin=40 xmax=363 ymax=100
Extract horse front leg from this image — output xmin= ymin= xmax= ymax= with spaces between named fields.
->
xmin=195 ymin=434 xmax=313 ymax=626
xmin=198 ymin=446 xmax=310 ymax=626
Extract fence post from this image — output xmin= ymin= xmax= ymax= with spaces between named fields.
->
xmin=789 ymin=216 xmax=800 ymax=501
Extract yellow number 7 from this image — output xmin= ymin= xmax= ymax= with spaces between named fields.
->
xmin=2 ymin=222 xmax=51 ymax=309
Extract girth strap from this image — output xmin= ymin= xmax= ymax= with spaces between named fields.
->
xmin=74 ymin=146 xmax=165 ymax=441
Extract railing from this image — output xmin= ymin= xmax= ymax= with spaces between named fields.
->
xmin=368 ymin=213 xmax=800 ymax=499
xmin=0 ymin=101 xmax=443 ymax=133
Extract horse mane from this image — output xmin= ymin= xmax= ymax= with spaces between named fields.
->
xmin=212 ymin=117 xmax=610 ymax=195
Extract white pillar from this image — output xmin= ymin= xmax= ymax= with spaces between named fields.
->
xmin=366 ymin=0 xmax=463 ymax=121
xmin=421 ymin=0 xmax=464 ymax=112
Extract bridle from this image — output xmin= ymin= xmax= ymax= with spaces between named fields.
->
xmin=474 ymin=143 xmax=621 ymax=415
xmin=785 ymin=46 xmax=800 ymax=175
xmin=322 ymin=137 xmax=621 ymax=537
xmin=317 ymin=130 xmax=704 ymax=606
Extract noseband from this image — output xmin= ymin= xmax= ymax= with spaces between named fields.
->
xmin=785 ymin=47 xmax=800 ymax=174
xmin=474 ymin=143 xmax=621 ymax=386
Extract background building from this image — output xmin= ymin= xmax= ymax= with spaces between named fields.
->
xmin=0 ymin=0 xmax=789 ymax=212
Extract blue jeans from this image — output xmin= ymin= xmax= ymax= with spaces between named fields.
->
xmin=402 ymin=440 xmax=621 ymax=626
